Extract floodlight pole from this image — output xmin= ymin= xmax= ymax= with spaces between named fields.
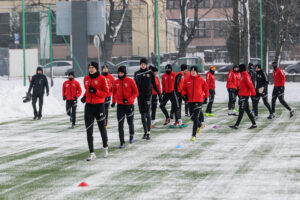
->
xmin=155 ymin=0 xmax=161 ymax=80
xmin=259 ymin=0 xmax=263 ymax=69
xmin=22 ymin=0 xmax=26 ymax=86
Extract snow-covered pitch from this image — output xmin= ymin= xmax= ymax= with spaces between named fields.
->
xmin=0 ymin=77 xmax=299 ymax=199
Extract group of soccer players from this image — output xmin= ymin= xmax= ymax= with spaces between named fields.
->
xmin=60 ymin=58 xmax=294 ymax=161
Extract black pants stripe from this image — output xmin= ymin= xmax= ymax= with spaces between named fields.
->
xmin=206 ymin=89 xmax=215 ymax=113
xmin=235 ymin=96 xmax=256 ymax=126
xmin=85 ymin=103 xmax=108 ymax=153
xmin=271 ymin=86 xmax=291 ymax=113
xmin=66 ymin=100 xmax=77 ymax=125
xmin=104 ymin=96 xmax=111 ymax=126
xmin=32 ymin=94 xmax=44 ymax=117
xmin=117 ymin=104 xmax=134 ymax=144
xmin=189 ymin=102 xmax=204 ymax=136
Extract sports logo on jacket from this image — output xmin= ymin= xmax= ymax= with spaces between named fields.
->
xmin=66 ymin=84 xmax=70 ymax=87
xmin=124 ymin=83 xmax=128 ymax=87
xmin=147 ymin=74 xmax=150 ymax=77
xmin=94 ymin=80 xmax=98 ymax=85
xmin=73 ymin=83 xmax=76 ymax=87
xmin=85 ymin=81 xmax=89 ymax=85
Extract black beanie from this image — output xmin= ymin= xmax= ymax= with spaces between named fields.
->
xmin=165 ymin=64 xmax=172 ymax=70
xmin=248 ymin=63 xmax=254 ymax=70
xmin=36 ymin=66 xmax=43 ymax=73
xmin=256 ymin=64 xmax=262 ymax=69
xmin=140 ymin=58 xmax=148 ymax=65
xmin=68 ymin=71 xmax=74 ymax=76
xmin=190 ymin=65 xmax=198 ymax=73
xmin=89 ymin=62 xmax=99 ymax=71
xmin=181 ymin=64 xmax=188 ymax=71
xmin=233 ymin=65 xmax=239 ymax=70
xmin=118 ymin=66 xmax=127 ymax=75
xmin=101 ymin=65 xmax=108 ymax=71
xmin=239 ymin=64 xmax=246 ymax=72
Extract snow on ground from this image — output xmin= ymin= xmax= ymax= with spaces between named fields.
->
xmin=0 ymin=76 xmax=299 ymax=123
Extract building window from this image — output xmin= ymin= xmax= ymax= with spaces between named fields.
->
xmin=167 ymin=0 xmax=180 ymax=9
xmin=214 ymin=21 xmax=229 ymax=38
xmin=196 ymin=21 xmax=211 ymax=38
xmin=214 ymin=0 xmax=232 ymax=8
xmin=0 ymin=13 xmax=10 ymax=47
xmin=189 ymin=0 xmax=210 ymax=8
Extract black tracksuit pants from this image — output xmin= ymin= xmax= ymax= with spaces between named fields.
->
xmin=32 ymin=94 xmax=44 ymax=117
xmin=66 ymin=100 xmax=77 ymax=125
xmin=104 ymin=96 xmax=111 ymax=126
xmin=138 ymin=95 xmax=152 ymax=134
xmin=117 ymin=104 xmax=134 ymax=144
xmin=85 ymin=103 xmax=108 ymax=153
xmin=235 ymin=96 xmax=256 ymax=126
xmin=160 ymin=92 xmax=179 ymax=120
xmin=253 ymin=88 xmax=272 ymax=116
xmin=271 ymin=86 xmax=291 ymax=113
xmin=228 ymin=88 xmax=238 ymax=110
xmin=206 ymin=89 xmax=215 ymax=113
xmin=151 ymin=95 xmax=158 ymax=120
xmin=189 ymin=102 xmax=204 ymax=137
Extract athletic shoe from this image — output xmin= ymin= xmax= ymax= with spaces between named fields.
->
xmin=248 ymin=124 xmax=257 ymax=129
xmin=209 ymin=113 xmax=216 ymax=117
xmin=86 ymin=152 xmax=96 ymax=161
xmin=37 ymin=115 xmax=42 ymax=120
xmin=146 ymin=133 xmax=151 ymax=140
xmin=228 ymin=113 xmax=238 ymax=116
xmin=229 ymin=125 xmax=238 ymax=129
xmin=169 ymin=121 xmax=179 ymax=128
xmin=151 ymin=124 xmax=155 ymax=128
xmin=71 ymin=124 xmax=75 ymax=129
xmin=234 ymin=108 xmax=239 ymax=112
xmin=290 ymin=109 xmax=295 ymax=118
xmin=163 ymin=118 xmax=171 ymax=126
xmin=197 ymin=128 xmax=202 ymax=135
xmin=179 ymin=124 xmax=188 ymax=128
xmin=119 ymin=143 xmax=125 ymax=149
xmin=205 ymin=113 xmax=210 ymax=117
xmin=142 ymin=133 xmax=147 ymax=139
xmin=103 ymin=147 xmax=108 ymax=158
xmin=267 ymin=114 xmax=275 ymax=119
xmin=129 ymin=136 xmax=134 ymax=144
xmin=33 ymin=116 xmax=38 ymax=120
xmin=254 ymin=115 xmax=258 ymax=120
xmin=190 ymin=136 xmax=196 ymax=141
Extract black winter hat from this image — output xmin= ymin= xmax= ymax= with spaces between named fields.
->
xmin=140 ymin=58 xmax=148 ymax=65
xmin=190 ymin=65 xmax=198 ymax=73
xmin=248 ymin=63 xmax=254 ymax=70
xmin=165 ymin=64 xmax=172 ymax=70
xmin=233 ymin=65 xmax=239 ymax=70
xmin=36 ymin=66 xmax=43 ymax=73
xmin=101 ymin=65 xmax=108 ymax=70
xmin=68 ymin=71 xmax=75 ymax=76
xmin=118 ymin=66 xmax=127 ymax=75
xmin=181 ymin=64 xmax=188 ymax=71
xmin=89 ymin=62 xmax=99 ymax=71
xmin=239 ymin=64 xmax=246 ymax=72
xmin=256 ymin=64 xmax=262 ymax=69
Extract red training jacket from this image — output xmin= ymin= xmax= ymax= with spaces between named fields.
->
xmin=226 ymin=70 xmax=240 ymax=89
xmin=181 ymin=74 xmax=209 ymax=103
xmin=238 ymin=71 xmax=256 ymax=97
xmin=83 ymin=74 xmax=109 ymax=104
xmin=62 ymin=79 xmax=82 ymax=100
xmin=206 ymin=71 xmax=215 ymax=90
xmin=152 ymin=76 xmax=161 ymax=95
xmin=273 ymin=67 xmax=286 ymax=87
xmin=112 ymin=76 xmax=139 ymax=105
xmin=161 ymin=71 xmax=177 ymax=93
xmin=103 ymin=73 xmax=115 ymax=97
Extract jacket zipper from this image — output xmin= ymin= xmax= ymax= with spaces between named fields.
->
xmin=89 ymin=79 xmax=93 ymax=103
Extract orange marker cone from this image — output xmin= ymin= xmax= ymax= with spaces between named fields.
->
xmin=78 ymin=182 xmax=89 ymax=187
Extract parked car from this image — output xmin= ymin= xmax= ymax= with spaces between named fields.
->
xmin=43 ymin=61 xmax=72 ymax=77
xmin=160 ymin=57 xmax=204 ymax=73
xmin=285 ymin=62 xmax=300 ymax=74
xmin=217 ymin=65 xmax=233 ymax=73
xmin=116 ymin=60 xmax=140 ymax=75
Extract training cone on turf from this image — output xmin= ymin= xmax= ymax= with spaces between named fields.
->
xmin=176 ymin=144 xmax=183 ymax=149
xmin=213 ymin=125 xmax=218 ymax=129
xmin=78 ymin=182 xmax=89 ymax=187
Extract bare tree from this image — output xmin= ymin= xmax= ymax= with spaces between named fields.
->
xmin=178 ymin=0 xmax=214 ymax=58
xmin=100 ymin=0 xmax=129 ymax=61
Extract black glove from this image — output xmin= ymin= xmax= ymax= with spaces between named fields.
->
xmin=111 ymin=103 xmax=115 ymax=108
xmin=81 ymin=96 xmax=86 ymax=103
xmin=89 ymin=86 xmax=97 ymax=94
xmin=123 ymin=99 xmax=128 ymax=104
xmin=74 ymin=96 xmax=77 ymax=100
xmin=46 ymin=92 xmax=49 ymax=96
xmin=163 ymin=91 xmax=166 ymax=96
xmin=63 ymin=96 xmax=66 ymax=101
xmin=203 ymin=98 xmax=208 ymax=105
xmin=183 ymin=95 xmax=188 ymax=101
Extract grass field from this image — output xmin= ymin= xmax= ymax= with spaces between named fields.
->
xmin=0 ymin=103 xmax=299 ymax=200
